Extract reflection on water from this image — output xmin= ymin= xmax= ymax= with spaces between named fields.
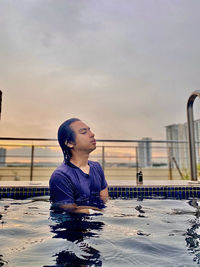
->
xmin=49 ymin=211 xmax=104 ymax=267
xmin=185 ymin=199 xmax=200 ymax=264
xmin=2 ymin=198 xmax=200 ymax=266
xmin=0 ymin=254 xmax=8 ymax=266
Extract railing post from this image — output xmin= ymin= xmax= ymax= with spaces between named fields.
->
xmin=167 ymin=146 xmax=173 ymax=180
xmin=30 ymin=145 xmax=34 ymax=181
xmin=102 ymin=145 xmax=105 ymax=171
xmin=135 ymin=147 xmax=139 ymax=174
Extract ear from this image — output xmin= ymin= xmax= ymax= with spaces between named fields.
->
xmin=65 ymin=141 xmax=74 ymax=148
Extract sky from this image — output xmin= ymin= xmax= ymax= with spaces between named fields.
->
xmin=1 ymin=0 xmax=200 ymax=141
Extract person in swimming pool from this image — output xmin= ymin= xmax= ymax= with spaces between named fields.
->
xmin=49 ymin=118 xmax=108 ymax=214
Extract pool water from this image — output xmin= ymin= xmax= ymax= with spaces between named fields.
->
xmin=1 ymin=197 xmax=200 ymax=266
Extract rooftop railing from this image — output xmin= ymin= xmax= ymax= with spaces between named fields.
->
xmin=0 ymin=137 xmax=198 ymax=182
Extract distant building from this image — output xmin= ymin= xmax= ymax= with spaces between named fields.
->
xmin=0 ymin=148 xmax=6 ymax=166
xmin=166 ymin=119 xmax=200 ymax=168
xmin=138 ymin=138 xmax=152 ymax=168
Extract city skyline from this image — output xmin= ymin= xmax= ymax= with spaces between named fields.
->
xmin=1 ymin=1 xmax=200 ymax=140
xmin=166 ymin=119 xmax=200 ymax=169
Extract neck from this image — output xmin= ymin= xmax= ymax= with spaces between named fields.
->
xmin=70 ymin=153 xmax=89 ymax=168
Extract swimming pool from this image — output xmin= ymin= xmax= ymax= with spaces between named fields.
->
xmin=0 ymin=197 xmax=200 ymax=266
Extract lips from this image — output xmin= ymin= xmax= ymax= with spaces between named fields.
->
xmin=91 ymin=139 xmax=96 ymax=145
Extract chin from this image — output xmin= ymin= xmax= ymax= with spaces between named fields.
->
xmin=89 ymin=146 xmax=96 ymax=153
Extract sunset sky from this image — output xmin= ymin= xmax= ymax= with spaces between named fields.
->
xmin=1 ymin=0 xmax=200 ymax=140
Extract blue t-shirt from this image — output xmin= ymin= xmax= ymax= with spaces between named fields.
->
xmin=49 ymin=160 xmax=107 ymax=209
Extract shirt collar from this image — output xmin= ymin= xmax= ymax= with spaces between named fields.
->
xmin=64 ymin=158 xmax=77 ymax=168
xmin=64 ymin=158 xmax=91 ymax=169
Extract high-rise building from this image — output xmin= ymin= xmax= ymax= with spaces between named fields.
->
xmin=0 ymin=148 xmax=6 ymax=166
xmin=165 ymin=119 xmax=200 ymax=168
xmin=138 ymin=138 xmax=152 ymax=168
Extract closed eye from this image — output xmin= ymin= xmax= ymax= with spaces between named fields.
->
xmin=79 ymin=127 xmax=90 ymax=134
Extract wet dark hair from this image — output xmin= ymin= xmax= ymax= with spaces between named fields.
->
xmin=57 ymin=118 xmax=80 ymax=160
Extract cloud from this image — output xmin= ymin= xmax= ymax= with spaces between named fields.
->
xmin=1 ymin=0 xmax=200 ymax=140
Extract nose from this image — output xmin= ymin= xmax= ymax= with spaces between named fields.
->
xmin=89 ymin=130 xmax=95 ymax=138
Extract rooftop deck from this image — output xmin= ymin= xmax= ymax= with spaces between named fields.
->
xmin=0 ymin=179 xmax=199 ymax=188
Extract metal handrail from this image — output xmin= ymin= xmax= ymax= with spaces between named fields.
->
xmin=0 ymin=137 xmax=194 ymax=143
xmin=187 ymin=90 xmax=200 ymax=181
xmin=0 ymin=90 xmax=2 ymax=120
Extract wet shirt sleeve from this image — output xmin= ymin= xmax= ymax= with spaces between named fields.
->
xmin=49 ymin=171 xmax=74 ymax=205
xmin=97 ymin=162 xmax=108 ymax=190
